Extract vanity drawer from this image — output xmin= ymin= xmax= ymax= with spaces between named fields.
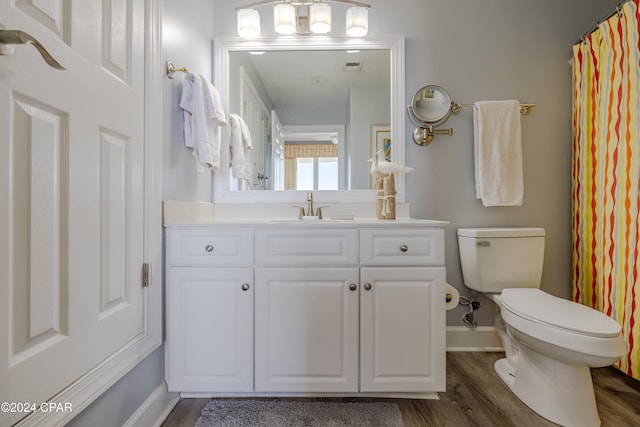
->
xmin=360 ymin=228 xmax=444 ymax=266
xmin=255 ymin=229 xmax=358 ymax=267
xmin=166 ymin=229 xmax=254 ymax=266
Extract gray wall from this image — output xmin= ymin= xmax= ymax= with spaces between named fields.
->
xmin=163 ymin=0 xmax=216 ymax=201
xmin=212 ymin=0 xmax=619 ymax=327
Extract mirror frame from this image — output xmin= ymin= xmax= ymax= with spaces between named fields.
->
xmin=213 ymin=35 xmax=405 ymax=203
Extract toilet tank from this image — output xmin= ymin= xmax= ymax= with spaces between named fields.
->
xmin=457 ymin=227 xmax=545 ymax=293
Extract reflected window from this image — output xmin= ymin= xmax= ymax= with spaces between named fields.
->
xmin=295 ymin=157 xmax=338 ymax=190
xmin=296 ymin=158 xmax=314 ymax=190
xmin=318 ymin=158 xmax=338 ymax=190
xmin=285 ymin=143 xmax=338 ymax=190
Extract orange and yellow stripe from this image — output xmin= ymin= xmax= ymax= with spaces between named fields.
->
xmin=572 ymin=0 xmax=640 ymax=380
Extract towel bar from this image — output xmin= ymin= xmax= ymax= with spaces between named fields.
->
xmin=451 ymin=102 xmax=536 ymax=115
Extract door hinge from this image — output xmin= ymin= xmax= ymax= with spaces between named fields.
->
xmin=142 ymin=263 xmax=150 ymax=288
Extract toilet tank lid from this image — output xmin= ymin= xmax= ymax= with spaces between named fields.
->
xmin=457 ymin=227 xmax=545 ymax=238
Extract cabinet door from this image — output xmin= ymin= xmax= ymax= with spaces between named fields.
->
xmin=166 ymin=268 xmax=253 ymax=392
xmin=360 ymin=267 xmax=446 ymax=392
xmin=255 ymin=268 xmax=359 ymax=392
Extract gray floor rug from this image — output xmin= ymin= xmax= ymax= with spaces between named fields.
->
xmin=195 ymin=399 xmax=405 ymax=427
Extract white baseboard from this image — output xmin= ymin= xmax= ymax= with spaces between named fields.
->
xmin=16 ymin=334 xmax=161 ymax=427
xmin=446 ymin=326 xmax=504 ymax=352
xmin=125 ymin=381 xmax=180 ymax=427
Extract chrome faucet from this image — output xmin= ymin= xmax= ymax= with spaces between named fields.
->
xmin=306 ymin=192 xmax=314 ymax=218
xmin=291 ymin=192 xmax=328 ymax=219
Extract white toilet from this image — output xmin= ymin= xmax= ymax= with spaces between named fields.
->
xmin=457 ymin=227 xmax=625 ymax=427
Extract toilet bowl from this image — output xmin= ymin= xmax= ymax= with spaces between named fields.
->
xmin=457 ymin=228 xmax=625 ymax=427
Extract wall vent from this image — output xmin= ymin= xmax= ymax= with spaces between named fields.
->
xmin=344 ymin=61 xmax=362 ymax=71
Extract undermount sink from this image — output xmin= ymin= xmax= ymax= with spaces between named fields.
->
xmin=269 ymin=213 xmax=357 ymax=223
xmin=269 ymin=218 xmax=329 ymax=223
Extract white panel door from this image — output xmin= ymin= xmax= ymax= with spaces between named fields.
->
xmin=271 ymin=110 xmax=285 ymax=191
xmin=255 ymin=268 xmax=359 ymax=392
xmin=360 ymin=267 xmax=446 ymax=392
xmin=239 ymin=66 xmax=269 ymax=190
xmin=166 ymin=268 xmax=254 ymax=392
xmin=0 ymin=1 xmax=146 ymax=425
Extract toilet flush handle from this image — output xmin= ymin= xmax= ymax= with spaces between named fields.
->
xmin=476 ymin=241 xmax=491 ymax=247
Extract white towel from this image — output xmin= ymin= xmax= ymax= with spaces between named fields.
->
xmin=473 ymin=100 xmax=523 ymax=206
xmin=179 ymin=73 xmax=227 ymax=169
xmin=229 ymin=114 xmax=254 ymax=180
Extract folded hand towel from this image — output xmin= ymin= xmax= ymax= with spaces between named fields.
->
xmin=179 ymin=73 xmax=226 ymax=169
xmin=229 ymin=114 xmax=254 ymax=180
xmin=473 ymin=100 xmax=523 ymax=206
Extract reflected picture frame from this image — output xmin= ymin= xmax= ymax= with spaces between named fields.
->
xmin=371 ymin=125 xmax=391 ymax=162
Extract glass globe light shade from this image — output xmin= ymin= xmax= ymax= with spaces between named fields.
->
xmin=346 ymin=7 xmax=368 ymax=37
xmin=310 ymin=3 xmax=331 ymax=34
xmin=237 ymin=9 xmax=260 ymax=39
xmin=274 ymin=3 xmax=296 ymax=35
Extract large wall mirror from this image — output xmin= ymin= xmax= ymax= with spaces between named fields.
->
xmin=213 ymin=35 xmax=405 ymax=203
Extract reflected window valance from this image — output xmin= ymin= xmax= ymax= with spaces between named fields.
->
xmin=285 ymin=143 xmax=338 ymax=159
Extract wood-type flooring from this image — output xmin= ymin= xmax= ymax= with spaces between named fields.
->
xmin=161 ymin=352 xmax=640 ymax=427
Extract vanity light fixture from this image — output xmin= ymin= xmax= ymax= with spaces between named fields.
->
xmin=236 ymin=0 xmax=371 ymax=38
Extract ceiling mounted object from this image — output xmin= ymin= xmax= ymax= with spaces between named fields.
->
xmin=236 ymin=0 xmax=371 ymax=39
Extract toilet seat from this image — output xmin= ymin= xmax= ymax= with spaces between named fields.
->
xmin=500 ymin=288 xmax=621 ymax=338
xmin=498 ymin=288 xmax=625 ymax=362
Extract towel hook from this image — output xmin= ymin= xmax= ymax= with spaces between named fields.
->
xmin=166 ymin=61 xmax=188 ymax=79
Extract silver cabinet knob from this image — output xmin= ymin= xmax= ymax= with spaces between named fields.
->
xmin=205 ymin=245 xmax=214 ymax=252
xmin=241 ymin=283 xmax=250 ymax=291
xmin=349 ymin=284 xmax=357 ymax=291
xmin=400 ymin=244 xmax=408 ymax=252
xmin=364 ymin=283 xmax=372 ymax=291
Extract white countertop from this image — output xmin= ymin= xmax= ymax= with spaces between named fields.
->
xmin=164 ymin=217 xmax=449 ymax=228
xmin=162 ymin=200 xmax=449 ymax=228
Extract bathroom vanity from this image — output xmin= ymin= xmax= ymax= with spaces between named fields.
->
xmin=163 ymin=33 xmax=448 ymax=398
xmin=164 ymin=218 xmax=447 ymax=398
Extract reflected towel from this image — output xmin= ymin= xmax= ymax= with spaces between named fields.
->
xmin=473 ymin=100 xmax=523 ymax=206
xmin=229 ymin=114 xmax=253 ymax=180
xmin=179 ymin=73 xmax=227 ymax=169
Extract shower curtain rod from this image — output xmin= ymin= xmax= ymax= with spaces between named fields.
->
xmin=574 ymin=0 xmax=630 ymax=45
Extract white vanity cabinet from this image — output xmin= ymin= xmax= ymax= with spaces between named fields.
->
xmin=360 ymin=267 xmax=445 ymax=392
xmin=165 ymin=229 xmax=254 ymax=392
xmin=254 ymin=229 xmax=360 ymax=392
xmin=359 ymin=228 xmax=446 ymax=392
xmin=165 ymin=222 xmax=446 ymax=396
xmin=254 ymin=267 xmax=360 ymax=392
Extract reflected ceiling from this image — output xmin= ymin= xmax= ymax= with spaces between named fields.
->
xmin=243 ymin=49 xmax=389 ymax=113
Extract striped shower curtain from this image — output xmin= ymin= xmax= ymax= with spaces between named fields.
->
xmin=571 ymin=0 xmax=640 ymax=380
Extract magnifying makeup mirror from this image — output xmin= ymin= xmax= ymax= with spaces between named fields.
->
xmin=407 ymin=85 xmax=454 ymax=146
